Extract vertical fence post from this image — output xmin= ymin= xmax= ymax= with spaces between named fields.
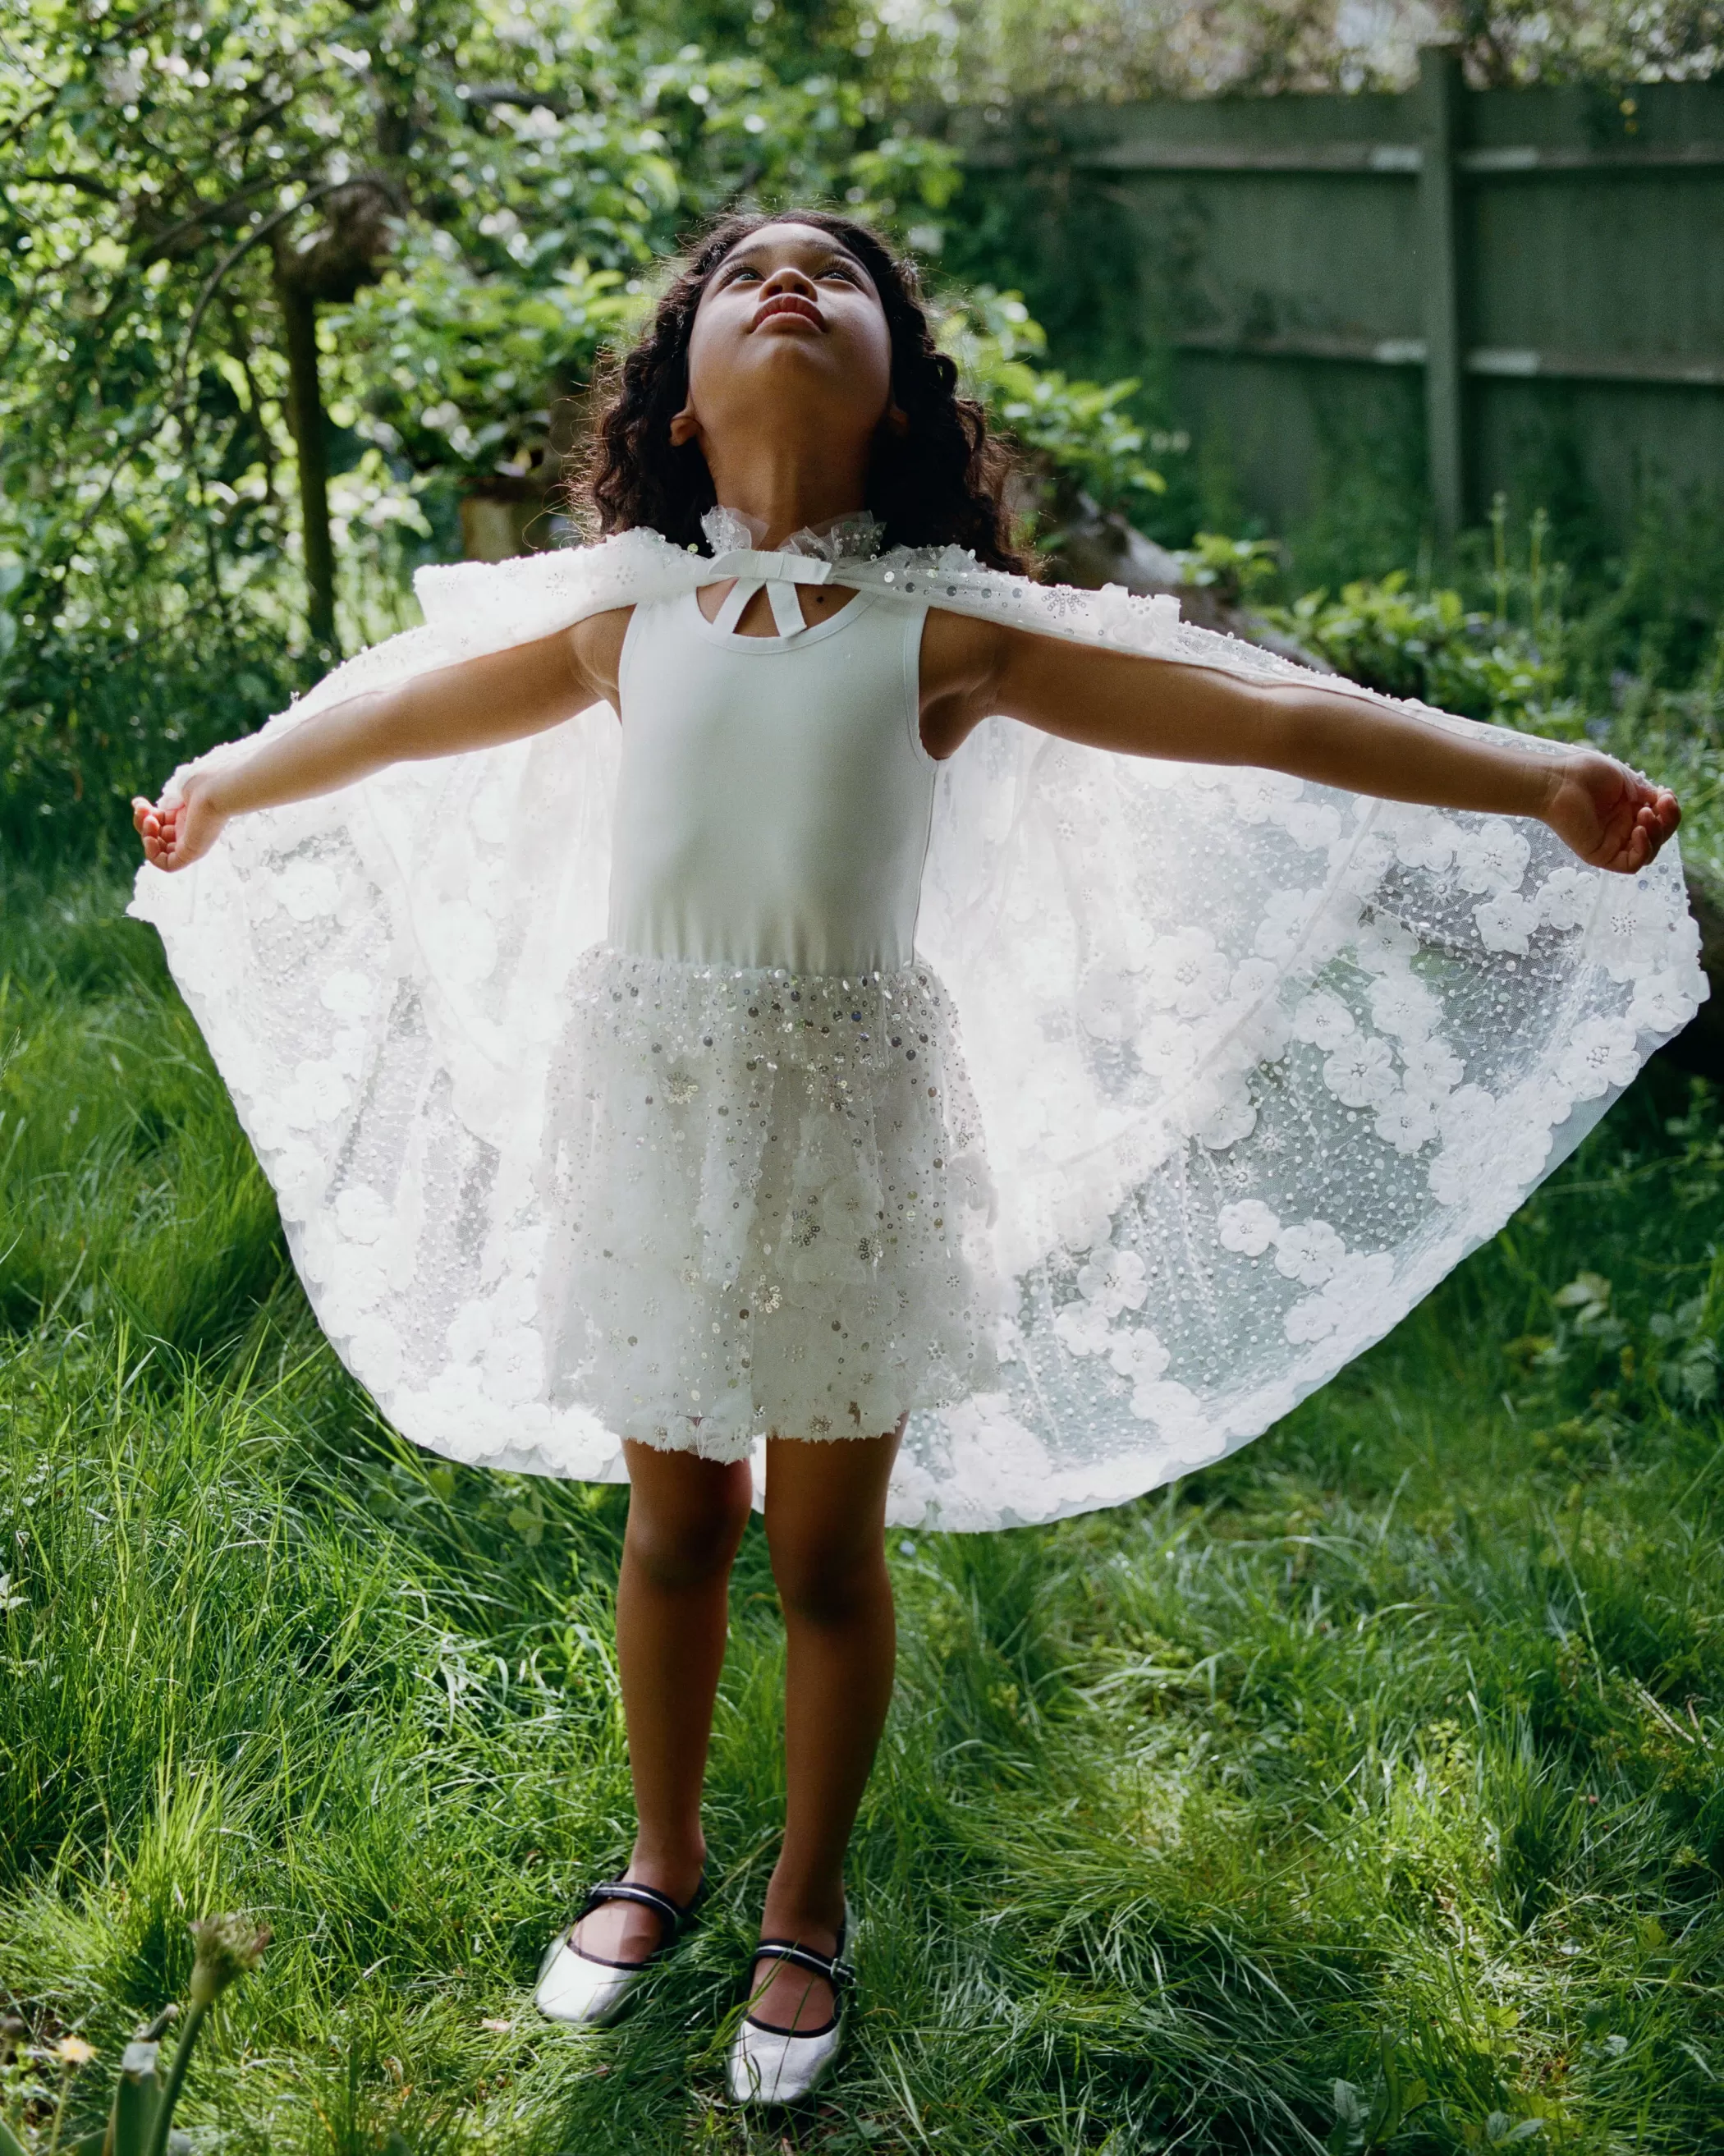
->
xmin=1417 ymin=44 xmax=1466 ymax=545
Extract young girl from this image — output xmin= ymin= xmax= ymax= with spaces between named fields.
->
xmin=132 ymin=212 xmax=1698 ymax=2107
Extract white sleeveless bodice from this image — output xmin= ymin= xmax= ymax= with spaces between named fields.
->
xmin=608 ymin=583 xmax=934 ymax=975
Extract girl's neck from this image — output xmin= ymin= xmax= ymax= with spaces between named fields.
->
xmin=699 ymin=449 xmax=869 ymax=553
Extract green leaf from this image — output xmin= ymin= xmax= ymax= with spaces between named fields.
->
xmin=108 ymin=2042 xmax=163 ymax=2156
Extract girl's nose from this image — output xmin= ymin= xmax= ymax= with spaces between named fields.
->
xmin=759 ymin=264 xmax=818 ymax=300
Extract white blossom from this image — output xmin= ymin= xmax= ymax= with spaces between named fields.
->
xmin=280 ymin=1057 xmax=352 ymax=1128
xmin=1399 ymin=1034 xmax=1465 ymax=1098
xmin=1451 ymin=823 xmax=1531 ymax=895
xmin=1355 ymin=915 xmax=1418 ymax=974
xmin=1273 ymin=1218 xmax=1346 ymax=1287
xmin=1558 ymin=1016 xmax=1643 ymax=1100
xmin=1382 ymin=804 xmax=1455 ymax=872
xmin=1585 ymin=879 xmax=1675 ymax=982
xmin=1291 ymin=989 xmax=1355 ymax=1048
xmin=1628 ymin=968 xmax=1699 ymax=1036
xmin=333 ymin=1184 xmax=392 ymax=1244
xmin=1186 ymin=1071 xmax=1258 ymax=1149
xmin=1536 ymin=865 xmax=1597 ymax=933
xmin=1074 ymin=1246 xmax=1148 ymax=1318
xmin=1474 ymin=892 xmax=1538 ymax=955
xmin=1142 ymin=929 xmax=1222 ymax=1018
xmin=1124 ymin=1376 xmax=1205 ymax=1432
xmin=1373 ymin=1090 xmax=1438 ymax=1154
xmin=1053 ymin=1300 xmax=1114 ymax=1356
xmin=1107 ymin=1327 xmax=1170 ymax=1385
xmin=277 ymin=861 xmax=342 ymax=921
xmin=1368 ymin=972 xmax=1441 ymax=1039
xmin=1323 ymin=1033 xmax=1397 ymax=1108
xmin=1217 ymin=1200 xmax=1280 ymax=1256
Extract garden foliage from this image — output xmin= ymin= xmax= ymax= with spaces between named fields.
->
xmin=1 ymin=1 xmax=1199 ymax=869
xmin=942 ymin=0 xmax=1724 ymax=103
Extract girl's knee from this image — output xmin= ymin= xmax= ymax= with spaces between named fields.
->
xmin=767 ymin=1527 xmax=888 ymax=1626
xmin=761 ymin=1426 xmax=899 ymax=1622
xmin=624 ymin=1459 xmax=751 ymax=1589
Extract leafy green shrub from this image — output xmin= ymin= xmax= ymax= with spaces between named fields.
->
xmin=1266 ymin=572 xmax=1562 ymax=723
xmin=1173 ymin=530 xmax=1282 ymax=608
xmin=1 ymin=626 xmax=298 ymax=867
xmin=0 ymin=1 xmax=972 ymax=861
xmin=331 ymin=241 xmax=638 ymax=489
xmin=1543 ymin=486 xmax=1724 ymax=702
xmin=939 ymin=288 xmax=1167 ymax=528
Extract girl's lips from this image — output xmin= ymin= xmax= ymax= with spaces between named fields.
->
xmin=751 ymin=293 xmax=825 ymax=332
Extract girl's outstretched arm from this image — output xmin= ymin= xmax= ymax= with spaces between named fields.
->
xmin=134 ymin=610 xmax=631 ymax=872
xmin=920 ymin=615 xmax=1680 ymax=876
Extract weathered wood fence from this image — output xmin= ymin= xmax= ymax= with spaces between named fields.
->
xmin=960 ymin=51 xmax=1724 ymax=546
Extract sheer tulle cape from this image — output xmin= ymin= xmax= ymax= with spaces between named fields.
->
xmin=130 ymin=526 xmax=1709 ymax=1530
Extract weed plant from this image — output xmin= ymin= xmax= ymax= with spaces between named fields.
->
xmin=2 ymin=871 xmax=1722 ymax=2154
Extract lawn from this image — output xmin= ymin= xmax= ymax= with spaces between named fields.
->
xmin=2 ymin=871 xmax=1722 ymax=2155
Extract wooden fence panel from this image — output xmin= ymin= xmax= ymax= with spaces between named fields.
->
xmin=959 ymin=55 xmax=1724 ymax=548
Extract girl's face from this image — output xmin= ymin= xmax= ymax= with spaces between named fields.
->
xmin=672 ymin=222 xmax=899 ymax=461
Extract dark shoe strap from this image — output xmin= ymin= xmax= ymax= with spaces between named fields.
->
xmin=752 ymin=1936 xmax=855 ymax=1989
xmin=581 ymin=1875 xmax=699 ymax=1943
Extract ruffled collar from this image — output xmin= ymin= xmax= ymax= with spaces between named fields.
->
xmin=699 ymin=503 xmax=885 ymax=562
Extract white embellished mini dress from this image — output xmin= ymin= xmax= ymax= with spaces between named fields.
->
xmin=131 ymin=511 xmax=1708 ymax=1530
xmin=538 ymin=572 xmax=997 ymax=1458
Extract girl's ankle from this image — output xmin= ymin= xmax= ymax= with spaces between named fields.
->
xmin=759 ymin=1883 xmax=846 ymax=1946
xmin=626 ymin=1839 xmax=707 ymax=1903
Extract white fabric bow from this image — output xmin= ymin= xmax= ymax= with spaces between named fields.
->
xmin=699 ymin=504 xmax=883 ymax=636
xmin=702 ymin=548 xmax=835 ymax=637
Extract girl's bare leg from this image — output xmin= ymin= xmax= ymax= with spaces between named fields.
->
xmin=747 ymin=1422 xmax=902 ymax=2031
xmin=573 ymin=1440 xmax=753 ymax=1964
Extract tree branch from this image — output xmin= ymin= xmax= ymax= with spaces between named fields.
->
xmin=12 ymin=170 xmax=124 ymax=200
xmin=135 ymin=167 xmax=308 ymax=266
xmin=456 ymin=82 xmax=571 ymax=117
xmin=272 ymin=177 xmax=401 ymax=302
xmin=173 ymin=180 xmax=347 ymax=385
xmin=0 ymin=89 xmax=62 ymax=158
xmin=22 ymin=179 xmax=354 ymax=622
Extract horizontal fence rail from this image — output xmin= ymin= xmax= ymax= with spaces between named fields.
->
xmin=960 ymin=53 xmax=1724 ymax=546
xmin=967 ymin=140 xmax=1724 ymax=175
xmin=1168 ymin=330 xmax=1724 ymax=391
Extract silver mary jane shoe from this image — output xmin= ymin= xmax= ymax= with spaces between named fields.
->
xmin=534 ymin=1874 xmax=704 ymax=2028
xmin=725 ymin=1906 xmax=856 ymax=2107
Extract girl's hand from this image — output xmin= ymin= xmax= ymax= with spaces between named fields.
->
xmin=1543 ymin=750 xmax=1680 ymax=874
xmin=132 ymin=772 xmax=229 ymax=871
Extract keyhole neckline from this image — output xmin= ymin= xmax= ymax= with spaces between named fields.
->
xmin=690 ymin=579 xmax=869 ymax=648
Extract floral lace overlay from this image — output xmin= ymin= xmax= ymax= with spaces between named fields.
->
xmin=131 ymin=528 xmax=1708 ymax=1530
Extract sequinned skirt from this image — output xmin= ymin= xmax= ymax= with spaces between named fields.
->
xmin=537 ymin=947 xmax=1000 ymax=1461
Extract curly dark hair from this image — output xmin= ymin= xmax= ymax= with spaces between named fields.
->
xmin=573 ymin=211 xmax=1025 ymax=571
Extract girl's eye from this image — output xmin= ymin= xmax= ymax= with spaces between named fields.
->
xmin=722 ymin=261 xmax=860 ymax=287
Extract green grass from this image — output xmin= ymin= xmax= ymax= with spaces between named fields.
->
xmin=2 ymin=871 xmax=1722 ymax=2156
